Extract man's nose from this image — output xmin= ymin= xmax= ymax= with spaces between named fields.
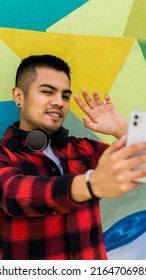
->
xmin=50 ymin=93 xmax=63 ymax=107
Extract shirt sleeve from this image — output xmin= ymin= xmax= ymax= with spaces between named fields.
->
xmin=0 ymin=149 xmax=81 ymax=217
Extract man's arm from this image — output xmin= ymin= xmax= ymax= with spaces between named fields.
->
xmin=71 ymin=136 xmax=146 ymax=202
xmin=1 ymin=137 xmax=146 ymax=215
xmin=0 ymin=148 xmax=79 ymax=216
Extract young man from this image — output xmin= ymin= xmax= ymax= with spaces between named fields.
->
xmin=0 ymin=54 xmax=146 ymax=260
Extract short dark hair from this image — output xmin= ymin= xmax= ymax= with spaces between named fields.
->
xmin=15 ymin=54 xmax=71 ymax=92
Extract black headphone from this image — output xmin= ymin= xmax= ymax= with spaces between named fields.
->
xmin=26 ymin=127 xmax=69 ymax=151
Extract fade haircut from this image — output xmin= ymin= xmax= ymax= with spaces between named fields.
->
xmin=15 ymin=54 xmax=71 ymax=93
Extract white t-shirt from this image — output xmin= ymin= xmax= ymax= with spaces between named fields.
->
xmin=43 ymin=140 xmax=63 ymax=175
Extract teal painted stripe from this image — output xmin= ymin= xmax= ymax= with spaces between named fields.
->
xmin=64 ymin=110 xmax=99 ymax=140
xmin=0 ymin=101 xmax=19 ymax=137
xmin=0 ymin=0 xmax=88 ymax=31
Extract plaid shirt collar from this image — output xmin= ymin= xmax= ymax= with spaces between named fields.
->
xmin=4 ymin=122 xmax=29 ymax=151
xmin=4 ymin=122 xmax=68 ymax=152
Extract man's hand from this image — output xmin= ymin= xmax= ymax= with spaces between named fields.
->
xmin=90 ymin=136 xmax=146 ymax=199
xmin=71 ymin=136 xmax=146 ymax=202
xmin=74 ymin=89 xmax=128 ymax=138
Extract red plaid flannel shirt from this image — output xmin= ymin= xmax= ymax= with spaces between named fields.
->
xmin=0 ymin=124 xmax=109 ymax=260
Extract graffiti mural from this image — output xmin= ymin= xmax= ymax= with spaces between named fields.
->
xmin=0 ymin=0 xmax=146 ymax=259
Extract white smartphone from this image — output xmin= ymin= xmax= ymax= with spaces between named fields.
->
xmin=126 ymin=111 xmax=146 ymax=183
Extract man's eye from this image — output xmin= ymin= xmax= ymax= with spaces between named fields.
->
xmin=63 ymin=95 xmax=70 ymax=100
xmin=41 ymin=91 xmax=52 ymax=94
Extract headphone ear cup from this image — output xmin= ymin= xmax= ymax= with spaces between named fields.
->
xmin=26 ymin=130 xmax=48 ymax=151
xmin=52 ymin=127 xmax=69 ymax=148
xmin=25 ymin=127 xmax=68 ymax=151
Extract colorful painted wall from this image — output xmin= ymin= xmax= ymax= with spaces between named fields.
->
xmin=0 ymin=0 xmax=146 ymax=259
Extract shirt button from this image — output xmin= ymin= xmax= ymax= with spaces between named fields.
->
xmin=51 ymin=167 xmax=56 ymax=172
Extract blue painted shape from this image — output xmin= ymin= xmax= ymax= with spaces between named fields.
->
xmin=104 ymin=210 xmax=146 ymax=252
xmin=0 ymin=101 xmax=19 ymax=137
xmin=0 ymin=0 xmax=88 ymax=31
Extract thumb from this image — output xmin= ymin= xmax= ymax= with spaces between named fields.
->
xmin=82 ymin=116 xmax=91 ymax=127
xmin=105 ymin=135 xmax=127 ymax=155
xmin=82 ymin=116 xmax=97 ymax=132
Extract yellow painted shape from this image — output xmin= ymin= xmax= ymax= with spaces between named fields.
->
xmin=0 ymin=28 xmax=134 ymax=122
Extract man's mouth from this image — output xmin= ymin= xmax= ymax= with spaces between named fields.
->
xmin=46 ymin=110 xmax=63 ymax=119
xmin=47 ymin=112 xmax=60 ymax=118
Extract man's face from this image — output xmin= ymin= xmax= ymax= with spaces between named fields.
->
xmin=18 ymin=67 xmax=71 ymax=135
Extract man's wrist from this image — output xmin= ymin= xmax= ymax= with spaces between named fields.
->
xmin=114 ymin=122 xmax=128 ymax=139
xmin=85 ymin=169 xmax=101 ymax=200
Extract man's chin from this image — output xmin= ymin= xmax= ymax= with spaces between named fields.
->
xmin=43 ymin=125 xmax=61 ymax=135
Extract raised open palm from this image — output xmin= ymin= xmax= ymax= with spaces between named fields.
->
xmin=74 ymin=90 xmax=128 ymax=138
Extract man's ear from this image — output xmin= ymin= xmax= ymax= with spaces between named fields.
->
xmin=12 ymin=87 xmax=24 ymax=108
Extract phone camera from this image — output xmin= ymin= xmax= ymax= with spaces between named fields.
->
xmin=134 ymin=115 xmax=139 ymax=119
xmin=133 ymin=121 xmax=137 ymax=126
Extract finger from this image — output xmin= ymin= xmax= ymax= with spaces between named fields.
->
xmin=93 ymin=91 xmax=103 ymax=105
xmin=133 ymin=182 xmax=143 ymax=187
xmin=111 ymin=142 xmax=146 ymax=161
xmin=74 ymin=94 xmax=94 ymax=116
xmin=104 ymin=94 xmax=112 ymax=105
xmin=82 ymin=116 xmax=98 ymax=132
xmin=82 ymin=90 xmax=96 ymax=109
xmin=74 ymin=94 xmax=87 ymax=111
xmin=104 ymin=135 xmax=127 ymax=155
xmin=111 ymin=153 xmax=146 ymax=173
xmin=126 ymin=153 xmax=146 ymax=170
xmin=82 ymin=116 xmax=91 ymax=126
xmin=119 ymin=168 xmax=146 ymax=183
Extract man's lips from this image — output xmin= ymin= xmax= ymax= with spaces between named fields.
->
xmin=45 ymin=110 xmax=63 ymax=119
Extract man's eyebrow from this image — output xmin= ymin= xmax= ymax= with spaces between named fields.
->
xmin=39 ymin=84 xmax=72 ymax=94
